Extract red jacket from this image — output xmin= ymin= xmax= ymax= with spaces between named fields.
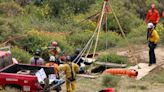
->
xmin=146 ymin=9 xmax=160 ymax=24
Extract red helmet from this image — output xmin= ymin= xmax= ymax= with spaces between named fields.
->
xmin=151 ymin=4 xmax=155 ymax=9
xmin=60 ymin=56 xmax=66 ymax=61
xmin=51 ymin=41 xmax=58 ymax=47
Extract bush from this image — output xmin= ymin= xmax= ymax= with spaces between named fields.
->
xmin=98 ymin=32 xmax=122 ymax=50
xmin=106 ymin=0 xmax=143 ymax=33
xmin=47 ymin=0 xmax=95 ymax=17
xmin=12 ymin=46 xmax=32 ymax=64
xmin=0 ymin=2 xmax=23 ymax=16
xmin=127 ymin=23 xmax=147 ymax=44
xmin=97 ymin=54 xmax=128 ymax=64
xmin=0 ymin=17 xmax=24 ymax=42
xmin=156 ymin=23 xmax=164 ymax=45
xmin=67 ymin=30 xmax=93 ymax=49
xmin=67 ymin=31 xmax=122 ymax=51
xmin=12 ymin=29 xmax=73 ymax=54
xmin=102 ymin=75 xmax=121 ymax=87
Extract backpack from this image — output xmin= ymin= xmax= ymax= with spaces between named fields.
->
xmin=68 ymin=63 xmax=76 ymax=82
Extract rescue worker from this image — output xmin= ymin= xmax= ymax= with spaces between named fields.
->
xmin=45 ymin=56 xmax=61 ymax=92
xmin=146 ymin=4 xmax=160 ymax=27
xmin=48 ymin=41 xmax=62 ymax=65
xmin=30 ymin=49 xmax=45 ymax=65
xmin=70 ymin=48 xmax=93 ymax=73
xmin=46 ymin=56 xmax=59 ymax=77
xmin=59 ymin=56 xmax=79 ymax=92
xmin=147 ymin=23 xmax=159 ymax=66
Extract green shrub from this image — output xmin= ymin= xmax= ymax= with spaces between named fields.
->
xmin=0 ymin=17 xmax=24 ymax=42
xmin=102 ymin=75 xmax=121 ymax=87
xmin=67 ymin=31 xmax=122 ymax=51
xmin=0 ymin=2 xmax=23 ymax=16
xmin=46 ymin=0 xmax=95 ymax=17
xmin=127 ymin=23 xmax=147 ymax=44
xmin=97 ymin=54 xmax=128 ymax=64
xmin=98 ymin=32 xmax=122 ymax=50
xmin=156 ymin=23 xmax=164 ymax=45
xmin=12 ymin=46 xmax=32 ymax=64
xmin=67 ymin=30 xmax=93 ymax=49
xmin=12 ymin=29 xmax=73 ymax=54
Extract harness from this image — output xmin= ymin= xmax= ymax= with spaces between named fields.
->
xmin=68 ymin=63 xmax=75 ymax=82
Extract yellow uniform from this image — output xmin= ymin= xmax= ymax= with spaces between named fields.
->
xmin=59 ymin=62 xmax=79 ymax=92
xmin=149 ymin=29 xmax=159 ymax=44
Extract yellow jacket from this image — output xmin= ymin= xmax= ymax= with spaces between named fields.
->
xmin=59 ymin=62 xmax=79 ymax=79
xmin=149 ymin=29 xmax=159 ymax=44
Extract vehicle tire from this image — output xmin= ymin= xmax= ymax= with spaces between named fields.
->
xmin=5 ymin=84 xmax=22 ymax=92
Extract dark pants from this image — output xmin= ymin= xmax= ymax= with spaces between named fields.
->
xmin=148 ymin=42 xmax=157 ymax=64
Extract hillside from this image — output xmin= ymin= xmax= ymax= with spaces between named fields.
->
xmin=0 ymin=0 xmax=164 ymax=92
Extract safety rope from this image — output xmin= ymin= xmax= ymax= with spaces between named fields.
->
xmin=108 ymin=1 xmax=139 ymax=67
xmin=92 ymin=1 xmax=107 ymax=58
xmin=84 ymin=40 xmax=93 ymax=61
xmin=59 ymin=15 xmax=100 ymax=77
xmin=59 ymin=0 xmax=107 ymax=79
xmin=105 ymin=7 xmax=109 ymax=70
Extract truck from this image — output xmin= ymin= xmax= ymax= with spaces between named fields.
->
xmin=0 ymin=64 xmax=64 ymax=92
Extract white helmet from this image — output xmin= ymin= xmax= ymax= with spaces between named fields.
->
xmin=49 ymin=56 xmax=56 ymax=62
xmin=147 ymin=23 xmax=154 ymax=29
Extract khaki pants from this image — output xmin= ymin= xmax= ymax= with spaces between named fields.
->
xmin=66 ymin=80 xmax=76 ymax=92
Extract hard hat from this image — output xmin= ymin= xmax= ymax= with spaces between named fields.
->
xmin=60 ymin=56 xmax=66 ymax=61
xmin=35 ymin=49 xmax=41 ymax=56
xmin=75 ymin=48 xmax=81 ymax=54
xmin=147 ymin=23 xmax=154 ymax=29
xmin=151 ymin=4 xmax=155 ymax=9
xmin=49 ymin=56 xmax=56 ymax=62
xmin=51 ymin=41 xmax=58 ymax=47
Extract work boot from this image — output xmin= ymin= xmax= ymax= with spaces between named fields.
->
xmin=148 ymin=63 xmax=152 ymax=66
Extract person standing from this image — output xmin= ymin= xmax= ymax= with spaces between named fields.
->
xmin=48 ymin=41 xmax=62 ymax=65
xmin=45 ymin=56 xmax=59 ymax=77
xmin=30 ymin=49 xmax=45 ymax=66
xmin=45 ymin=56 xmax=61 ymax=92
xmin=59 ymin=56 xmax=79 ymax=92
xmin=147 ymin=23 xmax=160 ymax=66
xmin=146 ymin=4 xmax=160 ymax=40
xmin=146 ymin=4 xmax=160 ymax=27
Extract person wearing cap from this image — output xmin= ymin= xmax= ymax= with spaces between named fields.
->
xmin=48 ymin=41 xmax=62 ymax=65
xmin=30 ymin=49 xmax=45 ymax=66
xmin=59 ymin=56 xmax=79 ymax=92
xmin=48 ymin=41 xmax=61 ymax=56
xmin=146 ymin=4 xmax=160 ymax=27
xmin=46 ymin=56 xmax=59 ymax=76
xmin=147 ymin=23 xmax=159 ymax=66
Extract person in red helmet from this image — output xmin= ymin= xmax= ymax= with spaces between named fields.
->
xmin=48 ymin=41 xmax=62 ymax=64
xmin=146 ymin=4 xmax=160 ymax=27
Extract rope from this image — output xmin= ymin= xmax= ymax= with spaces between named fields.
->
xmin=84 ymin=40 xmax=93 ymax=61
xmin=92 ymin=1 xmax=107 ymax=58
xmin=59 ymin=0 xmax=107 ymax=79
xmin=108 ymin=1 xmax=139 ymax=67
xmin=105 ymin=8 xmax=109 ymax=70
xmin=59 ymin=16 xmax=100 ymax=77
